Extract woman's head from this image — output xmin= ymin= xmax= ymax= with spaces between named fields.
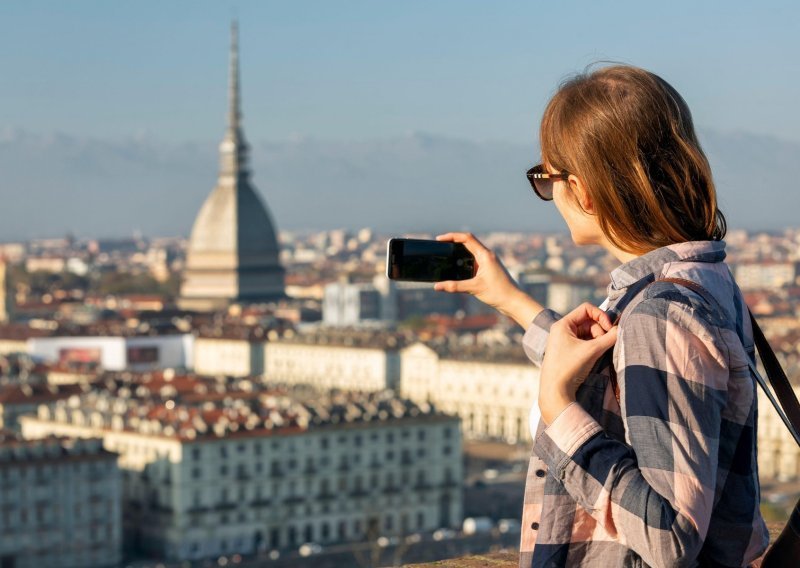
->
xmin=539 ymin=64 xmax=726 ymax=255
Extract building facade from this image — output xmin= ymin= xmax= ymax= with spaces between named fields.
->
xmin=0 ymin=434 xmax=122 ymax=568
xmin=28 ymin=333 xmax=193 ymax=372
xmin=264 ymin=331 xmax=402 ymax=391
xmin=401 ymin=342 xmax=539 ymax=445
xmin=193 ymin=334 xmax=266 ymax=378
xmin=20 ymin=378 xmax=462 ymax=561
xmin=757 ymin=383 xmax=800 ymax=481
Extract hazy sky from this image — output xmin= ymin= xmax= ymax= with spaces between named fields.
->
xmin=2 ymin=1 xmax=798 ymax=144
xmin=0 ymin=1 xmax=798 ymax=240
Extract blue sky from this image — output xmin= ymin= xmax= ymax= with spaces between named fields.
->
xmin=1 ymin=0 xmax=798 ymax=144
xmin=0 ymin=1 xmax=799 ymax=239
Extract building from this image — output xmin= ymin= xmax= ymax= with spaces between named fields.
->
xmin=401 ymin=342 xmax=539 ymax=444
xmin=0 ymin=383 xmax=84 ymax=432
xmin=20 ymin=373 xmax=462 ymax=561
xmin=193 ymin=328 xmax=266 ymax=377
xmin=517 ymin=270 xmax=601 ymax=315
xmin=0 ymin=433 xmax=122 ymax=568
xmin=28 ymin=333 xmax=193 ymax=372
xmin=0 ymin=258 xmax=11 ymax=323
xmin=179 ymin=22 xmax=284 ymax=311
xmin=264 ymin=329 xmax=403 ymax=391
xmin=734 ymin=262 xmax=797 ymax=291
xmin=757 ymin=383 xmax=800 ymax=481
xmin=322 ymin=278 xmax=383 ymax=326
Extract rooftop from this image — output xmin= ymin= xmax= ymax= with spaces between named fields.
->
xmin=27 ymin=371 xmax=447 ymax=442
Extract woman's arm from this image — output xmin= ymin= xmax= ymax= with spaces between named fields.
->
xmin=534 ymin=294 xmax=729 ymax=568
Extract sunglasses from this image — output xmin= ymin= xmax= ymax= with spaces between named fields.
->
xmin=526 ymin=164 xmax=570 ymax=201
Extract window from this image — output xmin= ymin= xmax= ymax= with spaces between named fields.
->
xmin=220 ymin=465 xmax=228 ymax=476
xmin=386 ymin=432 xmax=395 ymax=443
xmin=220 ymin=446 xmax=228 ymax=458
xmin=192 ymin=447 xmax=201 ymax=460
xmin=237 ymin=443 xmax=246 ymax=454
xmin=418 ymin=430 xmax=426 ymax=441
xmin=192 ymin=467 xmax=202 ymax=479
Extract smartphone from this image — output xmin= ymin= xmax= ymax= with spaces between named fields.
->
xmin=386 ymin=238 xmax=475 ymax=282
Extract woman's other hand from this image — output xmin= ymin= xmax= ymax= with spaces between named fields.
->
xmin=433 ymin=232 xmax=544 ymax=328
xmin=538 ymin=302 xmax=618 ymax=425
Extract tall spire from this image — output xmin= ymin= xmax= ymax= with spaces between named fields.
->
xmin=219 ymin=19 xmax=248 ymax=183
xmin=228 ymin=20 xmax=241 ymax=132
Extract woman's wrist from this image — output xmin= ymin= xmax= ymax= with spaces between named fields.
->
xmin=501 ymin=289 xmax=544 ymax=328
xmin=539 ymin=389 xmax=575 ymax=426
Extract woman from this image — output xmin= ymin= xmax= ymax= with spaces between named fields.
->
xmin=435 ymin=65 xmax=769 ymax=567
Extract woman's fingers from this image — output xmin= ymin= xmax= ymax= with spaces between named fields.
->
xmin=434 ymin=280 xmax=472 ymax=293
xmin=590 ymin=325 xmax=619 ymax=352
xmin=436 ymin=232 xmax=490 ymax=258
xmin=565 ymin=302 xmax=613 ymax=331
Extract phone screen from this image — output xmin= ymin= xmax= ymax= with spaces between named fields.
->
xmin=386 ymin=238 xmax=475 ymax=282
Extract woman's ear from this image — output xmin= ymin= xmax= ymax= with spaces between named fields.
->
xmin=569 ymin=175 xmax=596 ymax=215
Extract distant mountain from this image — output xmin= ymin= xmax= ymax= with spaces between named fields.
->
xmin=0 ymin=127 xmax=796 ymax=240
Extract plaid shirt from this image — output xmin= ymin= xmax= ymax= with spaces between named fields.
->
xmin=519 ymin=241 xmax=769 ymax=567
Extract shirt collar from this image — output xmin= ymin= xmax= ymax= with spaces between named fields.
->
xmin=600 ymin=240 xmax=726 ymax=325
xmin=609 ymin=240 xmax=727 ymax=292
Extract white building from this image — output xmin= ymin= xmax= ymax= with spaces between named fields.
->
xmin=28 ymin=333 xmax=193 ymax=372
xmin=264 ymin=330 xmax=403 ymax=392
xmin=517 ymin=271 xmax=601 ymax=315
xmin=0 ymin=434 xmax=122 ymax=568
xmin=20 ymin=376 xmax=462 ymax=561
xmin=757 ymin=383 xmax=800 ymax=481
xmin=401 ymin=342 xmax=539 ymax=444
xmin=734 ymin=262 xmax=797 ymax=291
xmin=193 ymin=331 xmax=266 ymax=377
xmin=322 ymin=279 xmax=383 ymax=326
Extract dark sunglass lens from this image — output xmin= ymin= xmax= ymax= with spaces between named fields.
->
xmin=534 ymin=179 xmax=554 ymax=200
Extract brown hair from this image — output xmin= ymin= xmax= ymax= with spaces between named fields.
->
xmin=540 ymin=64 xmax=726 ymax=255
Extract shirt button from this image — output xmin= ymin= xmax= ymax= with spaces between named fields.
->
xmin=535 ymin=469 xmax=545 ymax=478
xmin=531 ymin=522 xmax=539 ymax=530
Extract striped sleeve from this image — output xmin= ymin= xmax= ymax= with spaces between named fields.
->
xmin=522 ymin=308 xmax=562 ymax=367
xmin=533 ymin=295 xmax=730 ymax=568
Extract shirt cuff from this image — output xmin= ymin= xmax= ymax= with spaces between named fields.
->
xmin=521 ymin=308 xmax=562 ymax=366
xmin=533 ymin=402 xmax=602 ymax=480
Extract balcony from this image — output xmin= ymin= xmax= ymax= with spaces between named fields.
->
xmin=250 ymin=498 xmax=272 ymax=508
xmin=283 ymin=496 xmax=304 ymax=505
xmin=215 ymin=502 xmax=237 ymax=511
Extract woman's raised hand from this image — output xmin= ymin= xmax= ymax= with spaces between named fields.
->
xmin=433 ymin=232 xmax=543 ymax=328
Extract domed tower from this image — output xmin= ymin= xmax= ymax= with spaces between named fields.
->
xmin=179 ymin=22 xmax=285 ymax=311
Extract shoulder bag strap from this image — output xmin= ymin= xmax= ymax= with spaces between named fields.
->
xmin=657 ymin=277 xmax=800 ymax=448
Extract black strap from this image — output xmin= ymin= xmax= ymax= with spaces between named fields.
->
xmin=657 ymin=277 xmax=800 ymax=448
